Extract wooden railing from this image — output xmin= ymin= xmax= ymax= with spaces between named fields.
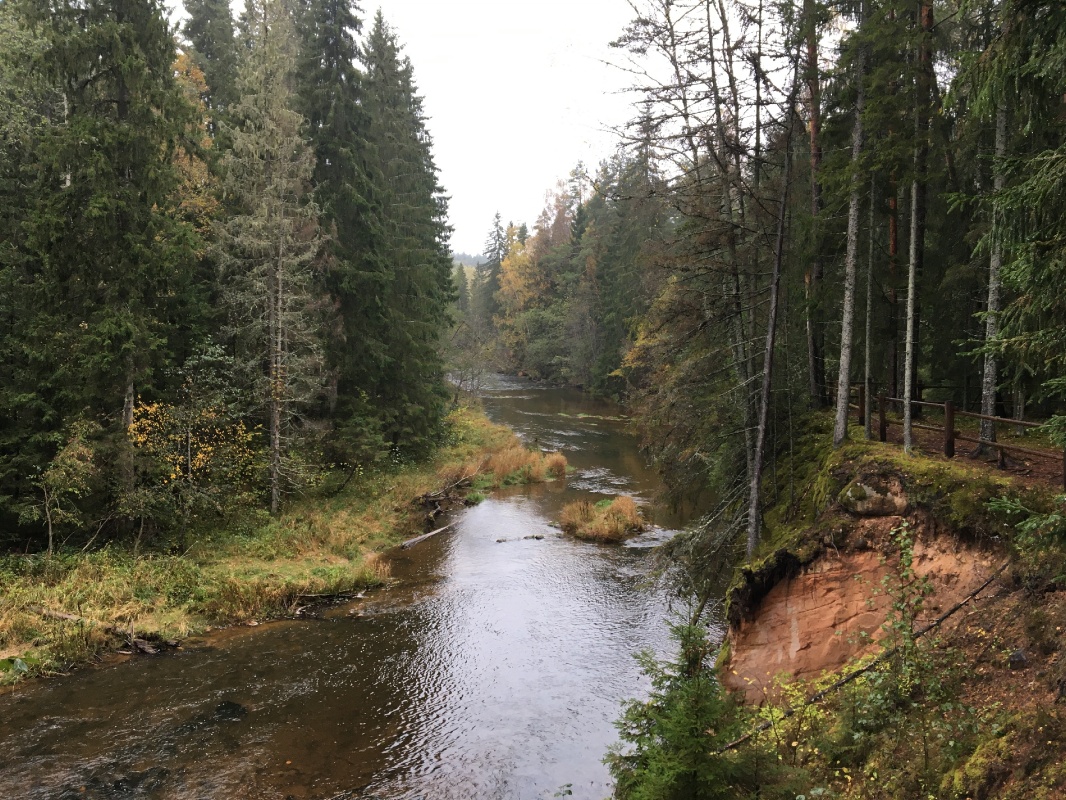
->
xmin=849 ymin=385 xmax=1066 ymax=489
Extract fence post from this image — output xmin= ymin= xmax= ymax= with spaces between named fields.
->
xmin=943 ymin=400 xmax=955 ymax=458
xmin=858 ymin=384 xmax=865 ymax=428
xmin=878 ymin=394 xmax=887 ymax=442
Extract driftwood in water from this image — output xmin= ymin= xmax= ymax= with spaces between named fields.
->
xmin=27 ymin=605 xmax=174 ymax=654
xmin=400 ymin=522 xmax=456 ymax=550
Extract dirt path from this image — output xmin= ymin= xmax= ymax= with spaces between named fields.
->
xmin=877 ymin=420 xmax=1064 ymax=490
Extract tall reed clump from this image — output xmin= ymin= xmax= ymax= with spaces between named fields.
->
xmin=559 ymin=495 xmax=644 ymax=543
xmin=484 ymin=447 xmax=567 ymax=487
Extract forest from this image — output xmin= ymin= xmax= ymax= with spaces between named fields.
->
xmin=0 ymin=0 xmax=455 ymax=553
xmin=456 ymin=0 xmax=1066 ymax=558
xmin=444 ymin=0 xmax=1066 ymax=795
xmin=3 ymin=0 xmax=1066 ymax=795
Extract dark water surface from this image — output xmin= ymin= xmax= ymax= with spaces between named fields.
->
xmin=0 ymin=376 xmax=705 ymax=799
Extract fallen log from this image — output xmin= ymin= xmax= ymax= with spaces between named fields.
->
xmin=400 ymin=521 xmax=456 ymax=550
xmin=418 ymin=458 xmax=487 ymax=503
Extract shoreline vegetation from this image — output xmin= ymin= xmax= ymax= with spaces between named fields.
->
xmin=0 ymin=405 xmax=566 ymax=686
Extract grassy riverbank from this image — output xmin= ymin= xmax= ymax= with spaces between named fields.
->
xmin=0 ymin=406 xmax=548 ymax=684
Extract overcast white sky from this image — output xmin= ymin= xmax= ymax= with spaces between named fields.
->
xmin=169 ymin=0 xmax=639 ymax=255
xmin=371 ymin=1 xmax=637 ymax=256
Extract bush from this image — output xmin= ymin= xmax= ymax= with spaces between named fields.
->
xmin=607 ymin=622 xmax=768 ymax=799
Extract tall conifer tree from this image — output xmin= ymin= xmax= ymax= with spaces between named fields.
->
xmin=292 ymin=0 xmax=383 ymax=438
xmin=358 ymin=12 xmax=453 ymax=450
xmin=17 ymin=0 xmax=198 ymax=465
xmin=216 ymin=0 xmax=323 ymax=513
xmin=182 ymin=0 xmax=239 ymax=113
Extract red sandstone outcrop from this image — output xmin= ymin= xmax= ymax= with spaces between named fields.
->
xmin=723 ymin=515 xmax=996 ymax=703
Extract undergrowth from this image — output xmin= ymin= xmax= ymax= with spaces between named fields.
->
xmin=0 ymin=405 xmax=539 ymax=684
xmin=618 ymin=411 xmax=1066 ymax=799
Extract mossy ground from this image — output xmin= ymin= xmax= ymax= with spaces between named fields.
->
xmin=727 ymin=412 xmax=1057 ymax=625
xmin=0 ymin=405 xmax=541 ymax=685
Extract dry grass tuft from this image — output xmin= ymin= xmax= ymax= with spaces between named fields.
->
xmin=544 ymin=451 xmax=568 ymax=479
xmin=559 ymin=495 xmax=645 ymax=543
xmin=481 ymin=447 xmax=568 ymax=488
xmin=362 ymin=551 xmax=391 ymax=582
xmin=488 ymin=446 xmax=535 ymax=483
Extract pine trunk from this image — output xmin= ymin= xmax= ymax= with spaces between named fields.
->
xmin=903 ymin=0 xmax=933 ymax=452
xmin=864 ymin=177 xmax=876 ymax=439
xmin=270 ymin=221 xmax=283 ymax=515
xmin=747 ymin=106 xmax=795 ymax=557
xmin=804 ymin=0 xmax=827 ymax=409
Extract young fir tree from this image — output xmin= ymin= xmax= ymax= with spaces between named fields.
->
xmin=216 ymin=0 xmax=323 ymax=514
xmin=359 ymin=12 xmax=453 ymax=451
xmin=473 ymin=211 xmax=507 ymax=329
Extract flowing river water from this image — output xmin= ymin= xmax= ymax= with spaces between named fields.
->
xmin=0 ymin=375 xmax=711 ymax=800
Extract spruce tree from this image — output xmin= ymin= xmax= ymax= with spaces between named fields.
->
xmin=292 ymin=0 xmax=384 ymax=448
xmin=182 ymin=0 xmax=239 ymax=113
xmin=216 ymin=0 xmax=323 ymax=513
xmin=13 ymin=0 xmax=200 ymax=520
xmin=473 ymin=211 xmax=507 ymax=328
xmin=359 ymin=12 xmax=453 ymax=450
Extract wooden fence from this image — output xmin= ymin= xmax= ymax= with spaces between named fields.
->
xmin=850 ymin=385 xmax=1066 ymax=489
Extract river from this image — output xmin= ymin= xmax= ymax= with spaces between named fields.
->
xmin=0 ymin=375 xmax=709 ymax=800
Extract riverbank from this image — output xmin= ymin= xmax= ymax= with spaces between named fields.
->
xmin=611 ymin=411 xmax=1066 ymax=799
xmin=0 ymin=405 xmax=550 ymax=685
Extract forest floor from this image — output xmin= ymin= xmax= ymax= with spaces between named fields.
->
xmin=0 ymin=405 xmax=540 ymax=686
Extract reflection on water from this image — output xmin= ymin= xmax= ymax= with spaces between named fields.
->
xmin=0 ymin=375 xmax=712 ymax=799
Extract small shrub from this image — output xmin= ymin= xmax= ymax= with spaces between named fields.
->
xmin=544 ymin=451 xmax=568 ymax=479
